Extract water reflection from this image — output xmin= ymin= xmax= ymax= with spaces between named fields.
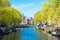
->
xmin=20 ymin=28 xmax=42 ymax=40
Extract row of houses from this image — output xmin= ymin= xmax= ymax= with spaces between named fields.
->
xmin=21 ymin=14 xmax=33 ymax=25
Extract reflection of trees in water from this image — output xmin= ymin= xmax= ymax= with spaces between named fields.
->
xmin=42 ymin=33 xmax=48 ymax=40
xmin=35 ymin=28 xmax=42 ymax=40
xmin=35 ymin=28 xmax=48 ymax=40
xmin=4 ymin=30 xmax=20 ymax=40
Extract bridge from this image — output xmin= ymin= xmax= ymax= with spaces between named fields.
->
xmin=19 ymin=24 xmax=38 ymax=28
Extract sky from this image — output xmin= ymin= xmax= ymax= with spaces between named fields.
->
xmin=10 ymin=0 xmax=45 ymax=17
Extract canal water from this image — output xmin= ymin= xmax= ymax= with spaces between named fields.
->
xmin=20 ymin=28 xmax=42 ymax=40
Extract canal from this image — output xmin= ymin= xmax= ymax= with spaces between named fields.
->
xmin=20 ymin=28 xmax=42 ymax=40
xmin=3 ymin=27 xmax=59 ymax=40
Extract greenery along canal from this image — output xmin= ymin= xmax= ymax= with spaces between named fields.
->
xmin=20 ymin=28 xmax=42 ymax=40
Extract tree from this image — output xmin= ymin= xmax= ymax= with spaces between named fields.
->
xmin=0 ymin=0 xmax=22 ymax=40
xmin=0 ymin=0 xmax=22 ymax=27
xmin=49 ymin=0 xmax=60 ymax=26
xmin=0 ymin=7 xmax=22 ymax=27
xmin=0 ymin=0 xmax=11 ymax=8
xmin=34 ymin=0 xmax=60 ymax=27
xmin=34 ymin=3 xmax=50 ymax=23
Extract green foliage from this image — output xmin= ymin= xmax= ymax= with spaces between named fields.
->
xmin=0 ymin=0 xmax=21 ymax=40
xmin=0 ymin=0 xmax=11 ymax=8
xmin=0 ymin=0 xmax=22 ymax=27
xmin=34 ymin=3 xmax=50 ymax=23
xmin=34 ymin=0 xmax=60 ymax=26
xmin=0 ymin=7 xmax=22 ymax=27
xmin=0 ymin=0 xmax=22 ymax=40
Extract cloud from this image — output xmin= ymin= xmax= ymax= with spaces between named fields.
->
xmin=20 ymin=3 xmax=34 ymax=8
xmin=11 ymin=3 xmax=34 ymax=9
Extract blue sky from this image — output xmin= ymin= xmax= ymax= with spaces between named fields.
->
xmin=10 ymin=0 xmax=45 ymax=17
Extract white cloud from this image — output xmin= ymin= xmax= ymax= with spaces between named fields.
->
xmin=11 ymin=3 xmax=34 ymax=9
